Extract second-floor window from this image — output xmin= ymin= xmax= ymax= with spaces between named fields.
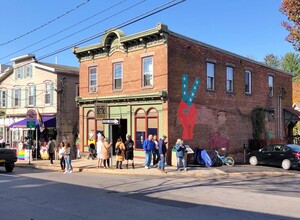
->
xmin=245 ymin=70 xmax=252 ymax=94
xmin=142 ymin=57 xmax=153 ymax=87
xmin=28 ymin=85 xmax=34 ymax=106
xmin=12 ymin=88 xmax=21 ymax=107
xmin=89 ymin=67 xmax=97 ymax=93
xmin=207 ymin=63 xmax=215 ymax=90
xmin=45 ymin=82 xmax=53 ymax=105
xmin=0 ymin=90 xmax=6 ymax=107
xmin=268 ymin=75 xmax=274 ymax=97
xmin=25 ymin=64 xmax=32 ymax=78
xmin=113 ymin=63 xmax=122 ymax=90
xmin=226 ymin=66 xmax=234 ymax=92
xmin=16 ymin=67 xmax=22 ymax=79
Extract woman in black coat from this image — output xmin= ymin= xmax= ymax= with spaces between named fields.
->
xmin=124 ymin=134 xmax=134 ymax=169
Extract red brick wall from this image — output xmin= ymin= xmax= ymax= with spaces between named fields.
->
xmin=167 ymin=34 xmax=292 ymax=160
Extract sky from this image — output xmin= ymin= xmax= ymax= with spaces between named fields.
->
xmin=0 ymin=0 xmax=296 ymax=68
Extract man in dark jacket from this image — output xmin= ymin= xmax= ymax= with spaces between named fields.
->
xmin=143 ymin=135 xmax=155 ymax=169
xmin=158 ymin=135 xmax=167 ymax=173
xmin=47 ymin=138 xmax=55 ymax=165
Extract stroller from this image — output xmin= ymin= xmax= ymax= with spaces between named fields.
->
xmin=87 ymin=143 xmax=97 ymax=160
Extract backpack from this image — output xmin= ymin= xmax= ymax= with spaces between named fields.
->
xmin=115 ymin=147 xmax=122 ymax=155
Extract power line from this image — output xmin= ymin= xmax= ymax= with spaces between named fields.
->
xmin=38 ymin=0 xmax=186 ymax=61
xmin=0 ymin=0 xmax=91 ymax=47
xmin=0 ymin=0 xmax=129 ymax=62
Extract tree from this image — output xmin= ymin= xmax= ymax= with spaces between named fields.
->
xmin=280 ymin=0 xmax=300 ymax=51
xmin=263 ymin=53 xmax=281 ymax=68
xmin=281 ymin=52 xmax=300 ymax=78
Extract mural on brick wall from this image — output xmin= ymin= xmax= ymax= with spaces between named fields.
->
xmin=210 ymin=132 xmax=229 ymax=150
xmin=177 ymin=73 xmax=200 ymax=140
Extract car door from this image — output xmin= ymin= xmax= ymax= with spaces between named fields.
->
xmin=259 ymin=145 xmax=274 ymax=164
xmin=270 ymin=144 xmax=284 ymax=166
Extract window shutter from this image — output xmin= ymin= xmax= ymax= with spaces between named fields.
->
xmin=18 ymin=88 xmax=21 ymax=107
xmin=0 ymin=90 xmax=2 ymax=107
xmin=50 ymin=82 xmax=53 ymax=105
xmin=14 ymin=69 xmax=17 ymax=81
xmin=33 ymin=85 xmax=36 ymax=106
xmin=25 ymin=87 xmax=28 ymax=107
xmin=30 ymin=65 xmax=33 ymax=78
xmin=5 ymin=89 xmax=7 ymax=108
xmin=11 ymin=89 xmax=14 ymax=107
xmin=20 ymin=67 xmax=24 ymax=79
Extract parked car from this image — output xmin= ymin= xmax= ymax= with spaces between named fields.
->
xmin=249 ymin=144 xmax=300 ymax=170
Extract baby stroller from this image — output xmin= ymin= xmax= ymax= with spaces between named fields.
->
xmin=87 ymin=143 xmax=97 ymax=160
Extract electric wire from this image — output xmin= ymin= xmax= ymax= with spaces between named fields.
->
xmin=0 ymin=0 xmax=91 ymax=47
xmin=0 ymin=0 xmax=129 ymax=62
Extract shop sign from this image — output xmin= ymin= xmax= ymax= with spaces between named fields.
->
xmin=26 ymin=109 xmax=37 ymax=121
xmin=95 ymin=103 xmax=106 ymax=119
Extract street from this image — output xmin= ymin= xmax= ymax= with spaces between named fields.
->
xmin=0 ymin=167 xmax=299 ymax=220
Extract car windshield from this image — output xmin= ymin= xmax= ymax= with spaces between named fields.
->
xmin=287 ymin=144 xmax=300 ymax=152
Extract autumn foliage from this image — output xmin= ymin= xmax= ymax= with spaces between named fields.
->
xmin=280 ymin=0 xmax=300 ymax=50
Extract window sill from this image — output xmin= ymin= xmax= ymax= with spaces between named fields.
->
xmin=206 ymin=89 xmax=216 ymax=92
xmin=113 ymin=89 xmax=123 ymax=93
xmin=226 ymin=91 xmax=235 ymax=95
xmin=142 ymin=86 xmax=154 ymax=90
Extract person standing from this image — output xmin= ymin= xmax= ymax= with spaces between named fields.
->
xmin=158 ymin=135 xmax=167 ymax=173
xmin=175 ymin=139 xmax=187 ymax=171
xmin=97 ymin=134 xmax=104 ymax=168
xmin=152 ymin=135 xmax=159 ymax=168
xmin=143 ymin=134 xmax=155 ymax=169
xmin=102 ymin=138 xmax=112 ymax=169
xmin=64 ymin=142 xmax=73 ymax=173
xmin=124 ymin=134 xmax=134 ymax=169
xmin=47 ymin=138 xmax=55 ymax=165
xmin=115 ymin=137 xmax=125 ymax=169
xmin=58 ymin=142 xmax=66 ymax=172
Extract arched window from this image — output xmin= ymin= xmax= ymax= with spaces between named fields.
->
xmin=135 ymin=107 xmax=158 ymax=149
xmin=86 ymin=111 xmax=95 ymax=146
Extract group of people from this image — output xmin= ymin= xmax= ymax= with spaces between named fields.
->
xmin=54 ymin=139 xmax=73 ymax=173
xmin=143 ymin=135 xmax=187 ymax=172
xmin=96 ymin=134 xmax=135 ymax=169
xmin=143 ymin=134 xmax=168 ymax=173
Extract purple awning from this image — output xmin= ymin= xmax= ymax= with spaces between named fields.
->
xmin=9 ymin=116 xmax=56 ymax=128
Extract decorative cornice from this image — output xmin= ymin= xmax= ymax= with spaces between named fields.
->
xmin=73 ymin=23 xmax=168 ymax=62
xmin=75 ymin=90 xmax=168 ymax=105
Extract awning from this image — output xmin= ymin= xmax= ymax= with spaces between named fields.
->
xmin=9 ymin=116 xmax=56 ymax=128
xmin=284 ymin=107 xmax=300 ymax=127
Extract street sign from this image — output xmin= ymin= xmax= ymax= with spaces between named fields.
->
xmin=26 ymin=121 xmax=36 ymax=128
xmin=26 ymin=109 xmax=37 ymax=121
xmin=102 ymin=118 xmax=120 ymax=125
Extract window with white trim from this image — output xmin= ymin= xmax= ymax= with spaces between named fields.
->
xmin=25 ymin=64 xmax=31 ymax=78
xmin=89 ymin=67 xmax=97 ymax=93
xmin=45 ymin=82 xmax=51 ymax=104
xmin=226 ymin=66 xmax=234 ymax=92
xmin=1 ymin=90 xmax=6 ymax=107
xmin=13 ymin=88 xmax=21 ymax=107
xmin=245 ymin=70 xmax=252 ymax=94
xmin=207 ymin=63 xmax=215 ymax=90
xmin=142 ymin=57 xmax=153 ymax=87
xmin=113 ymin=63 xmax=122 ymax=90
xmin=28 ymin=85 xmax=34 ymax=106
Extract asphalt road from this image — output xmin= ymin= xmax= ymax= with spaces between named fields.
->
xmin=0 ymin=167 xmax=299 ymax=220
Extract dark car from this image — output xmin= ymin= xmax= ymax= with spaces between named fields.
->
xmin=248 ymin=144 xmax=300 ymax=170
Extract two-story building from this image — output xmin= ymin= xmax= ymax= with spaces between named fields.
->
xmin=0 ymin=54 xmax=79 ymax=148
xmin=73 ymin=23 xmax=294 ymax=163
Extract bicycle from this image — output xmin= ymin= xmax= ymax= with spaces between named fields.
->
xmin=213 ymin=150 xmax=235 ymax=167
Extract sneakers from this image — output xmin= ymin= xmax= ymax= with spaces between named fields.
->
xmin=153 ymin=164 xmax=158 ymax=168
xmin=184 ymin=168 xmax=188 ymax=171
xmin=145 ymin=166 xmax=149 ymax=169
xmin=63 ymin=171 xmax=68 ymax=174
xmin=161 ymin=170 xmax=167 ymax=173
xmin=69 ymin=170 xmax=73 ymax=173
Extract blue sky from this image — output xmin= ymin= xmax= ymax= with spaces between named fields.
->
xmin=0 ymin=0 xmax=295 ymax=68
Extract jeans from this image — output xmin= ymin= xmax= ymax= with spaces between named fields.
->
xmin=177 ymin=157 xmax=186 ymax=170
xmin=49 ymin=153 xmax=54 ymax=164
xmin=152 ymin=150 xmax=159 ymax=166
xmin=60 ymin=157 xmax=65 ymax=170
xmin=159 ymin=154 xmax=165 ymax=170
xmin=64 ymin=155 xmax=73 ymax=172
xmin=145 ymin=151 xmax=152 ymax=167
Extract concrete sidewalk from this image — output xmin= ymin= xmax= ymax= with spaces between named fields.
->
xmin=15 ymin=157 xmax=299 ymax=177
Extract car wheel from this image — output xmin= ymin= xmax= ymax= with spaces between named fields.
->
xmin=282 ymin=159 xmax=291 ymax=170
xmin=5 ymin=163 xmax=14 ymax=172
xmin=249 ymin=156 xmax=258 ymax=166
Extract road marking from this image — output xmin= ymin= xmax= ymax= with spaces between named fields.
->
xmin=0 ymin=173 xmax=19 ymax=178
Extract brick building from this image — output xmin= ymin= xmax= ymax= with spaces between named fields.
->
xmin=73 ymin=23 xmax=294 ymax=163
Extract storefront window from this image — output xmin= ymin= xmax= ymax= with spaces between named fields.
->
xmin=86 ymin=111 xmax=95 ymax=146
xmin=135 ymin=108 xmax=158 ymax=149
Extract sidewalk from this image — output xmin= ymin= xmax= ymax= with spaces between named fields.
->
xmin=15 ymin=157 xmax=299 ymax=177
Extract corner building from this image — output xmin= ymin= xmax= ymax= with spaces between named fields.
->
xmin=73 ymin=23 xmax=293 ymax=163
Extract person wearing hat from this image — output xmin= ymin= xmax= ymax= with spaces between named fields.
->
xmin=158 ymin=135 xmax=168 ymax=173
